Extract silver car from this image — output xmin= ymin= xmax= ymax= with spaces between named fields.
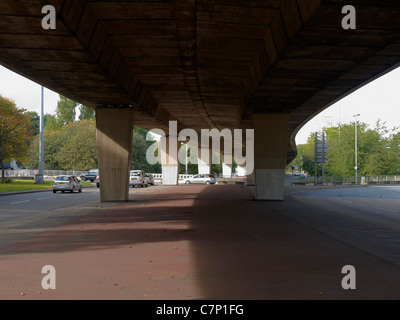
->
xmin=185 ymin=174 xmax=216 ymax=184
xmin=53 ymin=175 xmax=82 ymax=193
xmin=145 ymin=173 xmax=154 ymax=186
xmin=129 ymin=170 xmax=147 ymax=187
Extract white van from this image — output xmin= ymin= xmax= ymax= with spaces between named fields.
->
xmin=129 ymin=170 xmax=147 ymax=187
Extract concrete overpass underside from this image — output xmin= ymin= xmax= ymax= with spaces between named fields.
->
xmin=1 ymin=0 xmax=400 ymax=201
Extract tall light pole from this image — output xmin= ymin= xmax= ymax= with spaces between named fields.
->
xmin=353 ymin=113 xmax=360 ymax=185
xmin=36 ymin=86 xmax=44 ymax=184
xmin=185 ymin=143 xmax=188 ymax=175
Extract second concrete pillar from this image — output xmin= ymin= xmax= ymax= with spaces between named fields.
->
xmin=251 ymin=113 xmax=289 ymax=200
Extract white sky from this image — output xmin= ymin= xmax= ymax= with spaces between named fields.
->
xmin=1 ymin=64 xmax=400 ymax=145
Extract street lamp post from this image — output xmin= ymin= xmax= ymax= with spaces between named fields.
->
xmin=35 ymin=86 xmax=44 ymax=184
xmin=185 ymin=143 xmax=188 ymax=175
xmin=353 ymin=113 xmax=360 ymax=185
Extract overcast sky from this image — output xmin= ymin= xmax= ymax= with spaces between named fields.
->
xmin=1 ymin=64 xmax=400 ymax=145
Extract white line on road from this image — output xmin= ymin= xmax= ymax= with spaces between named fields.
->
xmin=10 ymin=200 xmax=30 ymax=205
xmin=37 ymin=197 xmax=51 ymax=200
xmin=356 ymin=203 xmax=368 ymax=207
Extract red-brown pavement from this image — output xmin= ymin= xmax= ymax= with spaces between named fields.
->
xmin=0 ymin=184 xmax=399 ymax=300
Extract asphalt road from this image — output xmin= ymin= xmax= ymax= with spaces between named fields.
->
xmin=0 ymin=187 xmax=105 ymax=251
xmin=271 ymin=185 xmax=400 ymax=266
xmin=0 ymin=184 xmax=399 ymax=299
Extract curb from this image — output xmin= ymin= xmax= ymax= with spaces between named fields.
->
xmin=0 ymin=189 xmax=52 ymax=197
xmin=0 ymin=185 xmax=95 ymax=197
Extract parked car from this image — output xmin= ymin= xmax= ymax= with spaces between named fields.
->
xmin=95 ymin=175 xmax=100 ymax=188
xmin=294 ymin=171 xmax=300 ymax=176
xmin=185 ymin=174 xmax=216 ymax=184
xmin=145 ymin=173 xmax=154 ymax=186
xmin=129 ymin=170 xmax=147 ymax=187
xmin=53 ymin=175 xmax=82 ymax=193
xmin=80 ymin=171 xmax=98 ymax=182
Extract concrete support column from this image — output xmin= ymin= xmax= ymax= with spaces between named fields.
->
xmin=96 ymin=107 xmax=134 ymax=202
xmin=246 ymin=171 xmax=255 ymax=186
xmin=198 ymin=145 xmax=211 ymax=175
xmin=221 ymin=144 xmax=233 ymax=177
xmin=252 ymin=113 xmax=289 ymax=200
xmin=222 ymin=161 xmax=232 ymax=178
xmin=161 ymin=137 xmax=179 ymax=185
xmin=237 ymin=164 xmax=246 ymax=177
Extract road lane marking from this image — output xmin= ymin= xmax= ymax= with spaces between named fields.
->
xmin=37 ymin=197 xmax=51 ymax=200
xmin=356 ymin=203 xmax=368 ymax=207
xmin=10 ymin=200 xmax=30 ymax=205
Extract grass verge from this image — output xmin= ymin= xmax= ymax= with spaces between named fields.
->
xmin=0 ymin=179 xmax=92 ymax=193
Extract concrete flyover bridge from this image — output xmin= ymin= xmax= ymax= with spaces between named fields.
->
xmin=1 ymin=0 xmax=400 ymax=202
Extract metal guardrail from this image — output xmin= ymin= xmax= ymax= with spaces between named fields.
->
xmin=3 ymin=169 xmax=89 ymax=178
xmin=294 ymin=175 xmax=400 ymax=185
xmin=5 ymin=170 xmax=400 ymax=184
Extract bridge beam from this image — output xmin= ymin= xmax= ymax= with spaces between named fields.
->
xmin=252 ymin=114 xmax=289 ymax=200
xmin=96 ymin=107 xmax=134 ymax=202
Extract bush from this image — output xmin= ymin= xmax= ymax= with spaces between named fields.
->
xmin=1 ymin=177 xmax=14 ymax=184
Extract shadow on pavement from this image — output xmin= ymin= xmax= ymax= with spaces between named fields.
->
xmin=1 ymin=184 xmax=400 ymax=299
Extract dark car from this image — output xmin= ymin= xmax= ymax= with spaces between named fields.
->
xmin=81 ymin=172 xmax=98 ymax=182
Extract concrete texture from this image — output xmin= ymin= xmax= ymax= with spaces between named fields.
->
xmin=2 ymin=1 xmax=400 ymax=162
xmin=96 ymin=107 xmax=134 ymax=201
xmin=252 ymin=114 xmax=289 ymax=200
xmin=0 ymin=184 xmax=399 ymax=300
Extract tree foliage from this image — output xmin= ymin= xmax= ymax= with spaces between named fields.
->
xmin=79 ymin=105 xmax=95 ymax=121
xmin=44 ymin=113 xmax=62 ymax=131
xmin=56 ymin=95 xmax=77 ymax=126
xmin=25 ymin=111 xmax=40 ymax=136
xmin=0 ymin=96 xmax=32 ymax=178
xmin=290 ymin=120 xmax=400 ymax=177
xmin=24 ymin=118 xmax=163 ymax=172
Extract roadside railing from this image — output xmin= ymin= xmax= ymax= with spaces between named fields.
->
xmin=293 ymin=175 xmax=400 ymax=185
xmin=3 ymin=169 xmax=89 ymax=179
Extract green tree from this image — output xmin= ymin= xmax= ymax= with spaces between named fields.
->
xmin=0 ymin=96 xmax=32 ymax=179
xmin=56 ymin=120 xmax=97 ymax=170
xmin=56 ymin=95 xmax=77 ymax=126
xmin=387 ymin=131 xmax=400 ymax=175
xmin=44 ymin=113 xmax=62 ymax=131
xmin=79 ymin=105 xmax=95 ymax=121
xmin=25 ymin=111 xmax=40 ymax=136
xmin=131 ymin=130 xmax=155 ymax=172
xmin=288 ymin=134 xmax=315 ymax=175
xmin=291 ymin=119 xmax=400 ymax=178
xmin=24 ymin=129 xmax=64 ymax=170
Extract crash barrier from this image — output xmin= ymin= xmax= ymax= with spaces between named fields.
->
xmin=293 ymin=175 xmax=400 ymax=185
